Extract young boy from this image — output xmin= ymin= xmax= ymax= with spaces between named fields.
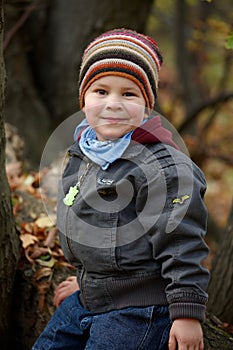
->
xmin=33 ymin=28 xmax=209 ymax=350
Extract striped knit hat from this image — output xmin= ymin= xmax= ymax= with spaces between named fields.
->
xmin=78 ymin=28 xmax=163 ymax=110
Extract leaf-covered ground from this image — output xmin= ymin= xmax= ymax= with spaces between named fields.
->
xmin=7 ymin=162 xmax=75 ymax=309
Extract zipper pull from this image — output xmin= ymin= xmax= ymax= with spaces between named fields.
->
xmin=63 ymin=183 xmax=80 ymax=206
xmin=63 ymin=162 xmax=92 ymax=207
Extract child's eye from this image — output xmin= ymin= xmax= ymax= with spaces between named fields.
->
xmin=123 ymin=92 xmax=136 ymax=97
xmin=95 ymin=89 xmax=107 ymax=95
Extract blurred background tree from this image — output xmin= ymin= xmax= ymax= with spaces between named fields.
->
xmin=146 ymin=0 xmax=233 ymax=235
xmin=0 ymin=1 xmax=20 ymax=347
xmin=1 ymin=0 xmax=233 ymax=348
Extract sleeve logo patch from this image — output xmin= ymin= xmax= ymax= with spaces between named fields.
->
xmin=172 ymin=195 xmax=190 ymax=205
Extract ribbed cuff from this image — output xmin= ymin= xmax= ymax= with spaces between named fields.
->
xmin=169 ymin=302 xmax=206 ymax=321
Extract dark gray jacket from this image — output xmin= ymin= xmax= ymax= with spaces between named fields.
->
xmin=57 ymin=122 xmax=209 ymax=321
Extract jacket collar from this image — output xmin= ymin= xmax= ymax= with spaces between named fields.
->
xmin=76 ymin=115 xmax=179 ymax=149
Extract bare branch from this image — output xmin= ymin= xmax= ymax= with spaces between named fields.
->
xmin=3 ymin=0 xmax=43 ymax=52
xmin=178 ymin=92 xmax=233 ymax=133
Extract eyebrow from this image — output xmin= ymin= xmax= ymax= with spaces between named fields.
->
xmin=91 ymin=82 xmax=109 ymax=89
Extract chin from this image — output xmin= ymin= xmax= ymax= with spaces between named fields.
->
xmin=96 ymin=128 xmax=131 ymax=141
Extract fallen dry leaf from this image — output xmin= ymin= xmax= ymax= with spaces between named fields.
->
xmin=55 ymin=260 xmax=76 ymax=269
xmin=21 ymin=222 xmax=34 ymax=234
xmin=222 ymin=322 xmax=233 ymax=335
xmin=25 ymin=247 xmax=36 ymax=265
xmin=36 ymin=255 xmax=57 ymax=268
xmin=34 ymin=267 xmax=53 ymax=281
xmin=37 ymin=280 xmax=52 ymax=310
xmin=29 ymin=245 xmax=49 ymax=259
xmin=19 ymin=233 xmax=38 ymax=249
xmin=44 ymin=227 xmax=58 ymax=248
xmin=35 ymin=215 xmax=55 ymax=228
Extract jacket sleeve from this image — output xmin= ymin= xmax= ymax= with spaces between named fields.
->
xmin=164 ymin=160 xmax=209 ymax=321
xmin=148 ymin=158 xmax=210 ymax=321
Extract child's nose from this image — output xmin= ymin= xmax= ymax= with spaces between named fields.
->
xmin=105 ymin=96 xmax=123 ymax=110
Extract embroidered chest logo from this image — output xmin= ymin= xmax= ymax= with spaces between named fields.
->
xmin=172 ymin=195 xmax=190 ymax=205
xmin=97 ymin=177 xmax=114 ymax=186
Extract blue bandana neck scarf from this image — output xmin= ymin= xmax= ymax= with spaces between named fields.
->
xmin=79 ymin=125 xmax=133 ymax=170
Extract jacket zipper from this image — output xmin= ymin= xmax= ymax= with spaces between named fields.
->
xmin=65 ymin=161 xmax=92 ymax=253
xmin=63 ymin=161 xmax=92 ymax=206
xmin=64 ymin=161 xmax=92 ymax=305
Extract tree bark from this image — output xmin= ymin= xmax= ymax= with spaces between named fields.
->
xmin=207 ymin=202 xmax=233 ymax=324
xmin=4 ymin=0 xmax=51 ymax=166
xmin=174 ymin=0 xmax=201 ymax=112
xmin=0 ymin=0 xmax=20 ymax=346
xmin=203 ymin=314 xmax=233 ymax=349
xmin=10 ymin=263 xmax=74 ymax=350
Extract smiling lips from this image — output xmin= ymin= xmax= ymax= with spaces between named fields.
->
xmin=100 ymin=111 xmax=130 ymax=124
xmin=101 ymin=117 xmax=129 ymax=124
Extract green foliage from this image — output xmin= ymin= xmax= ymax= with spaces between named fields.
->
xmin=154 ymin=0 xmax=175 ymax=11
xmin=225 ymin=33 xmax=233 ymax=50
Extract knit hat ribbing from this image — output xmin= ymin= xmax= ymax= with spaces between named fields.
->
xmin=78 ymin=28 xmax=163 ymax=110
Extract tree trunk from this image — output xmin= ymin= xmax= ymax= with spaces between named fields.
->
xmin=10 ymin=263 xmax=74 ymax=350
xmin=4 ymin=0 xmax=51 ymax=167
xmin=29 ymin=0 xmax=154 ymax=127
xmin=0 ymin=1 xmax=20 ymax=346
xmin=203 ymin=314 xmax=233 ymax=349
xmin=207 ymin=202 xmax=233 ymax=324
xmin=174 ymin=0 xmax=200 ymax=112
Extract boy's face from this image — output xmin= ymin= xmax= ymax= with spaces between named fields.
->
xmin=82 ymin=75 xmax=147 ymax=141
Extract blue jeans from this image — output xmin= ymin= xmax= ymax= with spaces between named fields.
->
xmin=32 ymin=291 xmax=171 ymax=350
